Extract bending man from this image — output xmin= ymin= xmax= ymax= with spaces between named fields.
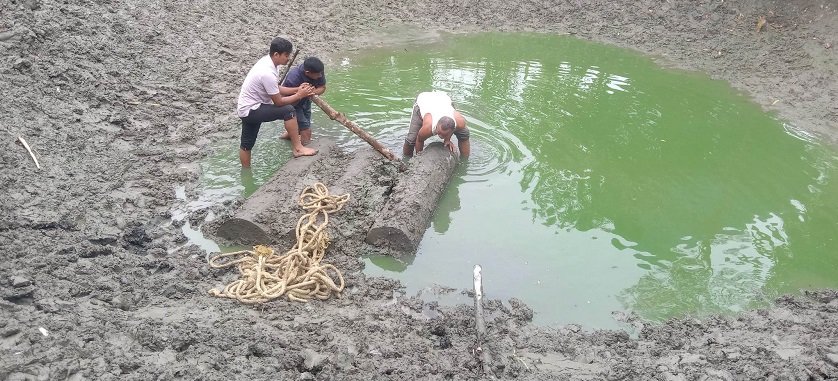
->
xmin=236 ymin=37 xmax=317 ymax=167
xmin=402 ymin=91 xmax=470 ymax=158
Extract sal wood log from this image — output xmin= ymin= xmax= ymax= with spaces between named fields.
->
xmin=364 ymin=142 xmax=457 ymax=253
xmin=215 ymin=139 xmax=335 ymax=245
xmin=311 ymin=95 xmax=403 ymax=169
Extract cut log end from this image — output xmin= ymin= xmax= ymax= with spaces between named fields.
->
xmin=216 ymin=218 xmax=272 ymax=245
xmin=364 ymin=226 xmax=414 ymax=253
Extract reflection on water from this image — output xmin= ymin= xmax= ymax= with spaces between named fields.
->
xmin=190 ymin=33 xmax=838 ymax=329
xmin=330 ymin=33 xmax=838 ymax=328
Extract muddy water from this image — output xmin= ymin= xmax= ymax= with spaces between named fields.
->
xmin=197 ymin=33 xmax=838 ymax=328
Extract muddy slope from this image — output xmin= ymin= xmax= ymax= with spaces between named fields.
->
xmin=1 ymin=0 xmax=837 ymax=380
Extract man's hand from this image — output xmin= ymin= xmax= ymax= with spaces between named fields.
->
xmin=296 ymin=83 xmax=315 ymax=97
xmin=444 ymin=140 xmax=457 ymax=154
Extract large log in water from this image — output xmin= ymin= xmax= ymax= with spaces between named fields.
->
xmin=215 ymin=140 xmax=335 ymax=245
xmin=365 ymin=142 xmax=458 ymax=253
xmin=214 ymin=139 xmax=399 ymax=247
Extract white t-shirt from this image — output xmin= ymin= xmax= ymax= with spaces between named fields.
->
xmin=416 ymin=91 xmax=456 ymax=133
xmin=237 ymin=55 xmax=280 ymax=118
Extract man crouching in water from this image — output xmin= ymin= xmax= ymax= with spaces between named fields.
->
xmin=236 ymin=37 xmax=317 ymax=167
xmin=402 ymin=91 xmax=470 ymax=158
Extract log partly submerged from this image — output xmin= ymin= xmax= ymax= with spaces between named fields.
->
xmin=215 ymin=139 xmax=335 ymax=245
xmin=214 ymin=139 xmax=398 ymax=247
xmin=364 ymin=142 xmax=458 ymax=254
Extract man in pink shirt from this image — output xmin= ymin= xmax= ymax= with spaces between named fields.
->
xmin=236 ymin=37 xmax=317 ymax=167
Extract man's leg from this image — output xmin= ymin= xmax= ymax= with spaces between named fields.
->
xmin=239 ymin=148 xmax=252 ymax=167
xmin=284 ymin=117 xmax=316 ymax=157
xmin=239 ymin=118 xmax=261 ymax=167
xmin=279 ymin=103 xmax=311 ymax=143
xmin=246 ymin=104 xmax=317 ymax=159
xmin=298 ymin=103 xmax=312 ymax=145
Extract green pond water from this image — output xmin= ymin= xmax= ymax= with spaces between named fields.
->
xmin=192 ymin=33 xmax=838 ymax=329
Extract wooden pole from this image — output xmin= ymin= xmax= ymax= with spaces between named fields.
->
xmin=311 ymin=95 xmax=405 ymax=170
xmin=473 ymin=265 xmax=493 ymax=376
xmin=278 ymin=49 xmax=299 ymax=86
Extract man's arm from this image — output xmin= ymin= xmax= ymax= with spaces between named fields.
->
xmin=415 ymin=114 xmax=433 ymax=154
xmin=270 ymin=84 xmax=314 ymax=106
xmin=278 ymin=86 xmax=298 ymax=96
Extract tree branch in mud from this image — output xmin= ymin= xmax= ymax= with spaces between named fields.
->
xmin=311 ymin=95 xmax=405 ymax=170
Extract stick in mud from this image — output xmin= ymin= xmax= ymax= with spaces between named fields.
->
xmin=16 ymin=135 xmax=41 ymax=169
xmin=278 ymin=49 xmax=299 ymax=86
xmin=473 ymin=264 xmax=493 ymax=376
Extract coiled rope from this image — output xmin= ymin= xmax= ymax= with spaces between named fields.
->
xmin=208 ymin=183 xmax=350 ymax=303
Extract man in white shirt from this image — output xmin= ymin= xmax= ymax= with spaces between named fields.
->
xmin=236 ymin=37 xmax=317 ymax=167
xmin=402 ymin=91 xmax=470 ymax=158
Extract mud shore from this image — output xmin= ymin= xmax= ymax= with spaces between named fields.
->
xmin=1 ymin=0 xmax=837 ymax=379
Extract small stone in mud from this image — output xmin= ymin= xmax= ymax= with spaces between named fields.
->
xmin=300 ymin=349 xmax=327 ymax=372
xmin=11 ymin=276 xmax=31 ymax=288
xmin=335 ymin=346 xmax=356 ymax=370
xmin=508 ymin=298 xmax=534 ymax=321
xmin=248 ymin=342 xmax=271 ymax=357
xmin=110 ymin=295 xmax=132 ymax=311
xmin=825 ymin=352 xmax=838 ymax=366
xmin=123 ymin=225 xmax=151 ymax=247
xmin=430 ymin=324 xmax=446 ymax=336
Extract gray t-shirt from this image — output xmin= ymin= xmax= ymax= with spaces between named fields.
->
xmin=236 ymin=55 xmax=279 ymax=118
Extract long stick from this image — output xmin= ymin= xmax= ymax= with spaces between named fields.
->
xmin=473 ymin=265 xmax=493 ymax=376
xmin=311 ymin=95 xmax=405 ymax=170
xmin=17 ymin=135 xmax=41 ymax=169
xmin=278 ymin=49 xmax=299 ymax=86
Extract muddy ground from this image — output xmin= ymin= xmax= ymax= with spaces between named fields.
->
xmin=1 ymin=0 xmax=837 ymax=379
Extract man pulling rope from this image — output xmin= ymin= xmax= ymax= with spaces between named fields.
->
xmin=208 ymin=183 xmax=350 ymax=303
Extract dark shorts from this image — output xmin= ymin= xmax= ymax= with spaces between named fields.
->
xmin=240 ymin=103 xmax=295 ymax=151
xmin=294 ymin=100 xmax=312 ymax=131
xmin=404 ymin=103 xmax=470 ymax=147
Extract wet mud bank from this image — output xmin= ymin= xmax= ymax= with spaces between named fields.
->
xmin=1 ymin=0 xmax=837 ymax=379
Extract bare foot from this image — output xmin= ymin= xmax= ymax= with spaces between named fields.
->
xmin=279 ymin=131 xmax=291 ymax=140
xmin=301 ymin=138 xmax=311 ymax=146
xmin=293 ymin=146 xmax=318 ymax=157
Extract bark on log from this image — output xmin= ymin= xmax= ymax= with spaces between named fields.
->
xmin=214 ymin=140 xmax=399 ymax=247
xmin=215 ymin=139 xmax=335 ymax=245
xmin=364 ymin=142 xmax=458 ymax=254
xmin=311 ymin=95 xmax=404 ymax=170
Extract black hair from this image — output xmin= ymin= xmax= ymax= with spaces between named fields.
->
xmin=303 ymin=57 xmax=325 ymax=73
xmin=438 ymin=116 xmax=456 ymax=133
xmin=269 ymin=37 xmax=293 ymax=55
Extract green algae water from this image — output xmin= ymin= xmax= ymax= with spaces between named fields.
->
xmin=197 ymin=33 xmax=838 ymax=329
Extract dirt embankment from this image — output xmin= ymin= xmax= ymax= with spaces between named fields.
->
xmin=1 ymin=0 xmax=836 ymax=380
